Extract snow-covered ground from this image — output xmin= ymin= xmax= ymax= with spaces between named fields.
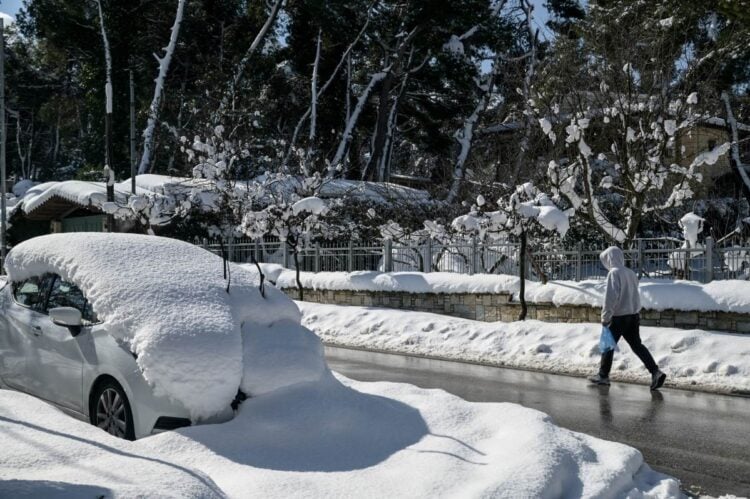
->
xmin=299 ymin=302 xmax=750 ymax=394
xmin=268 ymin=269 xmax=750 ymax=314
xmin=1 ymin=374 xmax=681 ymax=498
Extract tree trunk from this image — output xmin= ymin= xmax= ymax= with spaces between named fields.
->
xmin=722 ymin=92 xmax=750 ymax=199
xmin=330 ymin=71 xmax=388 ymax=170
xmin=138 ymin=0 xmax=186 ymax=175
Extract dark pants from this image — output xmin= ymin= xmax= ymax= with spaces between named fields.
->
xmin=600 ymin=314 xmax=658 ymax=376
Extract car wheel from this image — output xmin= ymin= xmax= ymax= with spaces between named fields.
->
xmin=91 ymin=380 xmax=135 ymax=440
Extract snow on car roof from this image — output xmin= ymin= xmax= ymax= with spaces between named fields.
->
xmin=4 ymin=233 xmax=300 ymax=420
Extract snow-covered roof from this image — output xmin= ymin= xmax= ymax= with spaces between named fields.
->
xmin=121 ymin=173 xmax=432 ymax=205
xmin=117 ymin=174 xmax=213 ymax=195
xmin=4 ymin=233 xmax=301 ymax=419
xmin=14 ymin=180 xmax=151 ymax=218
xmin=11 ymin=173 xmax=431 ymax=221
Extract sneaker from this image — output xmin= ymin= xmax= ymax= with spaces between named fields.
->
xmin=588 ymin=374 xmax=610 ymax=385
xmin=650 ymin=370 xmax=667 ymax=391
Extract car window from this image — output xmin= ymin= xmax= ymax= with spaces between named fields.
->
xmin=13 ymin=276 xmax=47 ymax=311
xmin=46 ymin=276 xmax=99 ymax=324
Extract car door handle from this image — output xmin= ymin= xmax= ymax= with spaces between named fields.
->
xmin=31 ymin=325 xmax=42 ymax=336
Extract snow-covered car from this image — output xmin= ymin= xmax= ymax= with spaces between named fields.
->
xmin=0 ymin=233 xmax=324 ymax=440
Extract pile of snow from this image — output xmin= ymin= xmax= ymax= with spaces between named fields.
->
xmin=3 ymin=234 xmax=301 ymax=420
xmin=299 ymin=302 xmax=750 ymax=394
xmin=272 ymin=269 xmax=750 ymax=314
xmin=1 ymin=374 xmax=681 ymax=498
xmin=0 ymin=390 xmax=223 ymax=498
xmin=134 ymin=374 xmax=680 ymax=498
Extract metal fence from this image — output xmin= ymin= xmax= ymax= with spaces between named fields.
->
xmin=200 ymin=236 xmax=750 ymax=283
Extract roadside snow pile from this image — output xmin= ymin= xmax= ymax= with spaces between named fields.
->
xmin=299 ymin=302 xmax=750 ymax=394
xmin=0 ymin=376 xmax=681 ymax=498
xmin=273 ymin=269 xmax=750 ymax=314
xmin=0 ymin=390 xmax=223 ymax=498
xmin=3 ymin=233 xmax=300 ymax=420
xmin=134 ymin=374 xmax=681 ymax=498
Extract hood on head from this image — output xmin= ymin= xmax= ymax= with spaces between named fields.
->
xmin=600 ymin=246 xmax=625 ymax=270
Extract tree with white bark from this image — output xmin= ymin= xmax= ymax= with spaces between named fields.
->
xmin=138 ymin=0 xmax=186 ymax=175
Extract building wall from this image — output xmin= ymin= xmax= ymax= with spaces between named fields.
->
xmin=285 ymin=287 xmax=750 ymax=334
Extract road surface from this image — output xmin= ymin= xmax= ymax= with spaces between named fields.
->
xmin=326 ymin=346 xmax=750 ymax=497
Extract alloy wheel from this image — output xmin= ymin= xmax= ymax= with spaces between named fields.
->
xmin=95 ymin=387 xmax=128 ymax=438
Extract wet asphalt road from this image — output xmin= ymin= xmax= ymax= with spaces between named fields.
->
xmin=325 ymin=346 xmax=750 ymax=497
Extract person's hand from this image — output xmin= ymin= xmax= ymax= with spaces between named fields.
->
xmin=601 ymin=322 xmax=610 ymax=328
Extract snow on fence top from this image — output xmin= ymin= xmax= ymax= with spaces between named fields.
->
xmin=4 ymin=233 xmax=301 ymax=419
xmin=272 ymin=269 xmax=750 ymax=314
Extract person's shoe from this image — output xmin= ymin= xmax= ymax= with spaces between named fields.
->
xmin=650 ymin=370 xmax=667 ymax=391
xmin=588 ymin=374 xmax=610 ymax=385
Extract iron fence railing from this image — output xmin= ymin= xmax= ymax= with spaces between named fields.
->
xmin=199 ymin=236 xmax=750 ymax=283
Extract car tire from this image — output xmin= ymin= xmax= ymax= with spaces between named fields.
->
xmin=90 ymin=379 xmax=136 ymax=440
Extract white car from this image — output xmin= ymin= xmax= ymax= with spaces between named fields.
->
xmin=0 ymin=233 xmax=317 ymax=441
xmin=0 ymin=273 xmax=227 ymax=439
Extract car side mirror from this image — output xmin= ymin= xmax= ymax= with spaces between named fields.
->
xmin=49 ymin=307 xmax=83 ymax=337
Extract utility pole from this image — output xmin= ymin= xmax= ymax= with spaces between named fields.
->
xmin=129 ymin=68 xmax=136 ymax=194
xmin=96 ymin=0 xmax=115 ymax=232
xmin=1 ymin=19 xmax=7 ymax=271
xmin=105 ymin=80 xmax=114 ymax=232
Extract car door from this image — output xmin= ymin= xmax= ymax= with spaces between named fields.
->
xmin=0 ymin=276 xmax=50 ymax=392
xmin=31 ymin=275 xmax=92 ymax=413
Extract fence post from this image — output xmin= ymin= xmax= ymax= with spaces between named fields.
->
xmin=384 ymin=239 xmax=393 ymax=272
xmin=575 ymin=243 xmax=582 ymax=281
xmin=705 ymin=236 xmax=714 ymax=283
xmin=637 ymin=239 xmax=644 ymax=278
xmin=314 ymin=243 xmax=321 ymax=273
xmin=470 ymin=235 xmax=478 ymax=275
xmin=424 ymin=238 xmax=432 ymax=273
xmin=283 ymin=242 xmax=290 ymax=269
xmin=347 ymin=240 xmax=354 ymax=272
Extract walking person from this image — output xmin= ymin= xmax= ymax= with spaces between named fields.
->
xmin=589 ymin=246 xmax=667 ymax=390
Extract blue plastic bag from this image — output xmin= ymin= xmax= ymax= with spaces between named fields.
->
xmin=599 ymin=326 xmax=618 ymax=353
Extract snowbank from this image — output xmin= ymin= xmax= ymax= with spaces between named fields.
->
xmin=0 ymin=390 xmax=223 ymax=498
xmin=299 ymin=302 xmax=750 ymax=394
xmin=139 ymin=374 xmax=681 ymax=498
xmin=4 ymin=234 xmax=301 ymax=419
xmin=273 ymin=269 xmax=750 ymax=314
xmin=0 ymin=376 xmax=681 ymax=498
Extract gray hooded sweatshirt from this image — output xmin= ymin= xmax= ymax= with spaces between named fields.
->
xmin=600 ymin=246 xmax=641 ymax=324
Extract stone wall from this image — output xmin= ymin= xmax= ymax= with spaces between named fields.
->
xmin=284 ymin=287 xmax=750 ymax=334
